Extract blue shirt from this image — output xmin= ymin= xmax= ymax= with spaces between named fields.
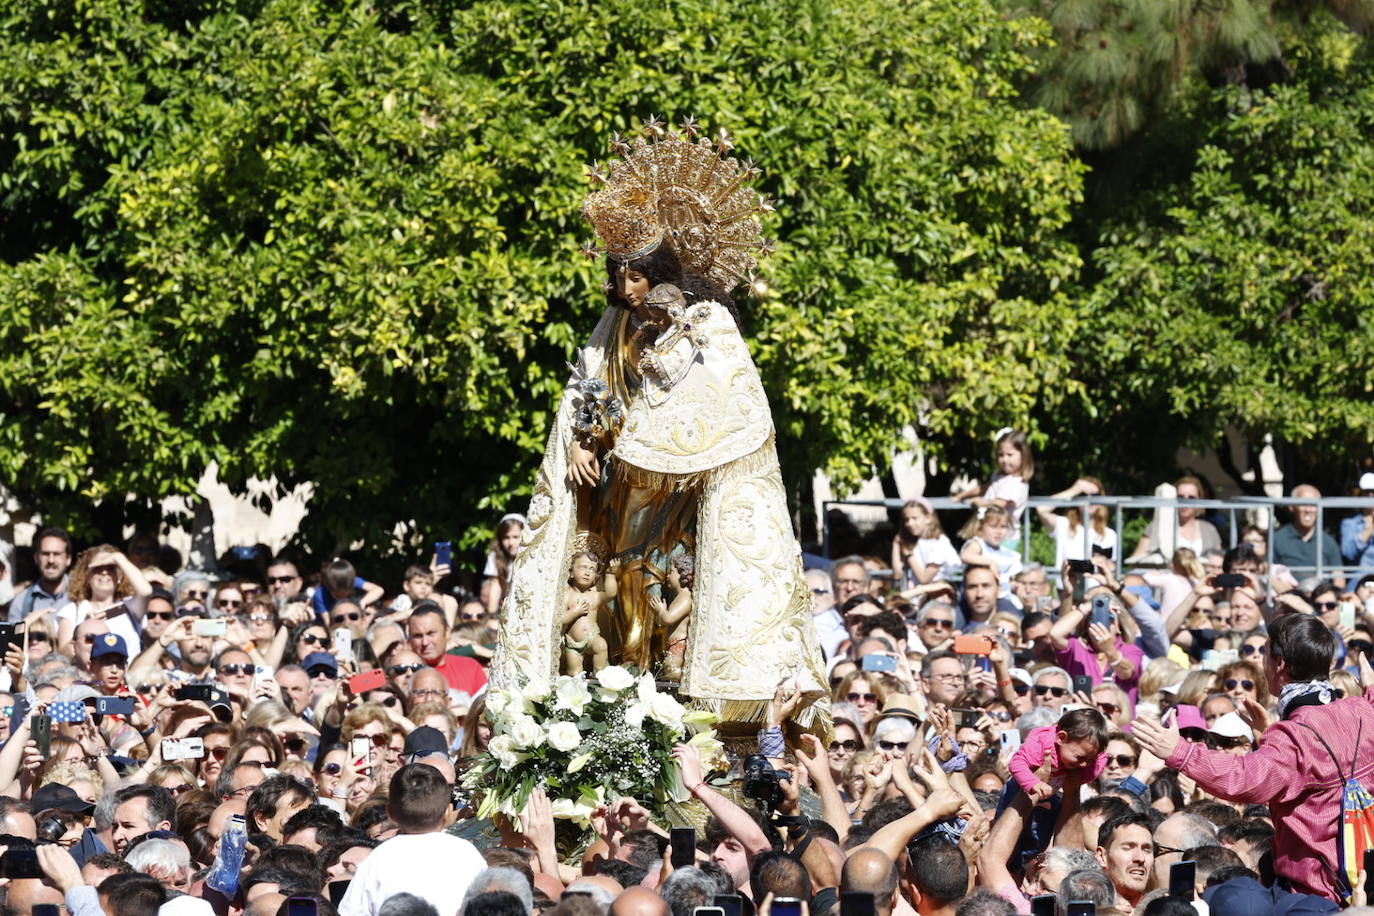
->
xmin=1340 ymin=515 xmax=1374 ymax=569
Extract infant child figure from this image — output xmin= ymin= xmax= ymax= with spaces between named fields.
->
xmin=1008 ymin=707 xmax=1109 ymax=805
xmin=562 ymin=551 xmax=614 ymax=674
xmin=648 ymin=553 xmax=694 ymax=681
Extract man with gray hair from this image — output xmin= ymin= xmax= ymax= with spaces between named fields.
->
xmin=660 ymin=867 xmax=718 ymax=916
xmin=462 ymin=868 xmax=534 ymax=916
xmin=913 ymin=602 xmax=957 ymax=654
xmin=1031 ymin=667 xmax=1072 ymax=711
xmin=806 ymin=568 xmax=846 ymax=659
xmin=1149 ymin=812 xmax=1217 ymax=891
xmin=1012 ymin=564 xmax=1051 ymax=612
xmin=124 ymin=838 xmax=192 ymax=894
xmin=831 ymin=556 xmax=870 ymax=606
xmin=1054 ymin=868 xmax=1115 ymax=916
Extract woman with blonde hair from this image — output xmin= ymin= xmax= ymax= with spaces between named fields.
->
xmin=1128 ymin=475 xmax=1222 ymax=562
xmin=55 ymin=544 xmax=152 ymax=654
xmin=1176 ymin=669 xmax=1216 ymax=709
xmin=1216 ymin=658 xmax=1270 ymax=710
xmin=1136 ymin=658 xmax=1184 ymax=718
xmin=832 ymin=670 xmax=902 ymax=731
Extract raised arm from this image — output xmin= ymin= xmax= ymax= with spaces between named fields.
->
xmin=673 ymin=743 xmax=772 ymax=857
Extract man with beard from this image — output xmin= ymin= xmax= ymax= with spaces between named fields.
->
xmin=128 ymin=614 xmax=214 ymax=683
xmin=7 ymin=527 xmax=72 ymax=624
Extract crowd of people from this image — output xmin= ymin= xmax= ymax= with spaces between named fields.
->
xmin=0 ymin=446 xmax=1371 ymax=916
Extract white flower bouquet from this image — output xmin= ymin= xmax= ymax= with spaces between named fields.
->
xmin=462 ymin=667 xmax=724 ymax=827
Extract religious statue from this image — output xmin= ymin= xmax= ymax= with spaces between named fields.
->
xmin=492 ymin=116 xmax=829 ymax=734
xmin=561 ymin=542 xmax=613 ymax=675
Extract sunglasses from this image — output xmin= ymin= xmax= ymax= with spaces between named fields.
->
xmin=1012 ymin=683 xmax=1030 ymax=695
xmin=829 ymin=739 xmax=860 ymax=753
xmin=146 ymin=611 xmax=175 ymax=622
xmin=283 ymin=737 xmax=309 ymax=754
xmin=321 ymin=762 xmax=343 ymax=776
xmin=309 ymin=668 xmax=338 ymax=679
xmin=248 ymin=614 xmax=274 ymax=623
xmin=217 ymin=599 xmax=243 ymax=609
xmin=459 ymin=613 xmax=485 ymax=622
xmin=847 ymin=692 xmax=877 ymax=704
xmin=876 ymin=740 xmax=907 ymax=752
xmin=185 ymin=590 xmax=209 ymax=600
xmin=1034 ymin=685 xmax=1067 ymax=697
xmin=1204 ymin=735 xmax=1250 ymax=750
xmin=301 ymin=634 xmax=329 ymax=646
xmin=218 ymin=664 xmax=253 ymax=676
xmin=1315 ymin=601 xmax=1340 ymax=611
xmin=1349 ymin=641 xmax=1373 ymax=655
xmin=991 ymin=711 xmax=1013 ymax=722
xmin=29 ymin=631 xmax=49 ymax=642
xmin=1 ymin=706 xmax=11 ymax=717
xmin=810 ymin=587 xmax=831 ymax=596
xmin=1240 ymin=644 xmax=1264 ymax=657
xmin=1109 ymin=754 xmax=1136 ymax=768
xmin=922 ymin=618 xmax=954 ymax=629
xmin=332 ymin=612 xmax=362 ymax=623
xmin=1224 ymin=679 xmax=1255 ymax=691
xmin=389 ymin=663 xmax=424 ymax=676
xmin=208 ymin=746 xmax=230 ymax=760
xmin=1154 ymin=843 xmax=1186 ymax=858
xmin=356 ymin=733 xmax=390 ymax=748
xmin=1097 ymin=703 xmax=1119 ymax=715
xmin=268 ymin=575 xmax=298 ymax=585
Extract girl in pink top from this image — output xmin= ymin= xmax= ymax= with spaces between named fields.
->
xmin=1009 ymin=707 xmax=1110 ymax=804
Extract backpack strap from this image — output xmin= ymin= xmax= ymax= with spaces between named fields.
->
xmin=1295 ymin=718 xmax=1362 ymax=783
xmin=1294 ymin=718 xmax=1365 ymax=898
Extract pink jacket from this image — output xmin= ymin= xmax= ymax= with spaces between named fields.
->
xmin=1168 ymin=687 xmax=1374 ymax=902
xmin=1008 ymin=725 xmax=1108 ymax=795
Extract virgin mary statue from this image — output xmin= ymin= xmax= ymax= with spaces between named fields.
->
xmin=491 ymin=117 xmax=829 ymax=734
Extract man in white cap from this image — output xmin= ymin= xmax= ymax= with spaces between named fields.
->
xmin=1205 ymin=712 xmax=1255 ymax=756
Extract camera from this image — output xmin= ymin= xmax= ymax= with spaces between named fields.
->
xmin=741 ymin=753 xmax=788 ymax=813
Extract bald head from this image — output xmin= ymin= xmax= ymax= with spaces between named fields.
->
xmin=842 ymin=848 xmax=899 ymax=916
xmin=610 ymin=888 xmax=670 ymax=916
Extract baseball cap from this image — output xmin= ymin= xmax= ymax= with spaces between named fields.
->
xmin=1359 ymin=472 xmax=1374 ymax=492
xmin=31 ymin=783 xmax=96 ymax=816
xmin=302 ymin=652 xmax=339 ymax=677
xmin=1209 ymin=711 xmax=1255 ymax=742
xmin=91 ymin=633 xmax=129 ymax=660
xmin=403 ymin=726 xmax=450 ymax=762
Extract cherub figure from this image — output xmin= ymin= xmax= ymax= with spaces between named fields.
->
xmin=562 ymin=552 xmax=613 ymax=674
xmin=649 ymin=553 xmax=694 ymax=681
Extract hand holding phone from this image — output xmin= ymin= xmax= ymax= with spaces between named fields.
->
xmin=952 ymin=634 xmax=994 ymax=656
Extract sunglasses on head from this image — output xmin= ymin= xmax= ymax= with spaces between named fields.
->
xmin=1224 ymin=678 xmax=1255 ymax=691
xmin=389 ymin=663 xmax=424 ymax=675
xmin=268 ymin=575 xmax=297 ymax=585
xmin=1034 ymin=685 xmax=1067 ymax=697
xmin=847 ymin=692 xmax=877 ymax=704
xmin=218 ymin=664 xmax=252 ymax=676
xmin=332 ymin=612 xmax=362 ymax=623
xmin=829 ymin=739 xmax=860 ymax=752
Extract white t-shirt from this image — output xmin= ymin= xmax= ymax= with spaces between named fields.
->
xmin=1050 ymin=516 xmax=1120 ymax=570
xmin=985 ymin=473 xmax=1030 ymax=523
xmin=338 ymin=831 xmax=487 ymax=916
xmin=916 ymin=536 xmax=962 ymax=582
xmin=56 ymin=599 xmax=141 ymax=651
xmin=968 ymin=537 xmax=1022 ymax=598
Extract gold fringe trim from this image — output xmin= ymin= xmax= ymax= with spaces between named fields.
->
xmin=688 ymin=692 xmax=835 ymax=744
xmin=612 ymin=434 xmax=777 ymax=492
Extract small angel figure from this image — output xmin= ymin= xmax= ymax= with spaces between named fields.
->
xmin=649 ymin=553 xmax=694 ymax=681
xmin=562 ymin=552 xmax=613 ymax=674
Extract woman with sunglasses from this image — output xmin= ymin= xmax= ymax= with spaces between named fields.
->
xmin=196 ymin=723 xmax=237 ymax=787
xmin=832 ymin=671 xmax=900 ymax=731
xmin=286 ymin=622 xmax=332 ymax=666
xmin=55 ymin=545 xmax=152 ymax=658
xmin=826 ymin=717 xmax=866 ymax=794
xmin=1214 ymin=659 xmax=1270 ymax=712
xmin=1098 ymin=731 xmax=1140 ymax=787
xmin=1090 ymin=682 xmax=1133 ymax=729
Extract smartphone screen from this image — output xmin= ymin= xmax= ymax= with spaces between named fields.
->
xmin=771 ymin=899 xmax=802 ymax=916
xmin=1065 ymin=902 xmax=1096 ymax=916
xmin=1072 ymin=675 xmax=1094 ymax=696
xmin=1169 ymin=860 xmax=1196 ymax=900
xmin=840 ymin=891 xmax=875 ymax=916
xmin=713 ymin=896 xmax=743 ymax=916
xmin=285 ymin=897 xmax=319 ymax=916
xmin=434 ymin=542 xmax=452 ymax=568
xmin=1029 ymin=895 xmax=1056 ymax=916
xmin=670 ymin=827 xmax=696 ymax=869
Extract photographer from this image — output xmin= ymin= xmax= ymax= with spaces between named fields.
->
xmin=672 ymin=743 xmax=771 ymax=893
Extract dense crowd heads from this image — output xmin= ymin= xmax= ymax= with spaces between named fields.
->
xmin=0 ymin=443 xmax=1371 ymax=916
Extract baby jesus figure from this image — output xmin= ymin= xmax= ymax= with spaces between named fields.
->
xmin=562 ymin=552 xmax=613 ymax=674
xmin=648 ymin=553 xmax=694 ymax=681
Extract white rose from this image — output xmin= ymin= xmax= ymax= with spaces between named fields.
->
xmin=522 ymin=680 xmax=551 ymax=705
xmin=547 ymin=721 xmax=582 ymax=752
xmin=486 ymin=690 xmax=511 ymax=717
xmin=624 ymin=702 xmax=648 ymax=729
xmin=648 ymin=691 xmax=686 ymax=727
xmin=636 ymin=672 xmax=658 ymax=705
xmin=488 ymin=735 xmax=520 ymax=768
xmin=509 ymin=714 xmax=545 ymax=749
xmin=597 ymin=665 xmax=635 ymax=692
xmin=554 ymin=677 xmax=592 ymax=716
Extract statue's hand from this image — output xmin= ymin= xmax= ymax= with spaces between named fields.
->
xmin=569 ymin=441 xmax=600 ymax=487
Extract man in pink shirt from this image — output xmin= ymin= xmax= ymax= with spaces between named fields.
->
xmin=1135 ymin=613 xmax=1374 ymax=904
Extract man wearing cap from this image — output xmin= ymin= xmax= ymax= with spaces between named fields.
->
xmin=1206 ymin=712 xmax=1255 ymax=755
xmin=406 ymin=606 xmax=486 ymax=696
xmin=302 ymin=652 xmax=340 ymax=706
xmin=1341 ymin=473 xmax=1374 ymax=572
xmin=402 ymin=726 xmax=456 ymax=785
xmin=86 ymin=634 xmax=130 ymax=696
xmin=31 ymin=784 xmax=106 ymax=866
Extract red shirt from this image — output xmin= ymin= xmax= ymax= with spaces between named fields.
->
xmin=1168 ymin=687 xmax=1374 ymax=901
xmin=432 ymin=654 xmax=487 ymax=696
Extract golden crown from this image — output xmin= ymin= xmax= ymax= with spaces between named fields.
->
xmin=581 ymin=115 xmax=775 ymax=289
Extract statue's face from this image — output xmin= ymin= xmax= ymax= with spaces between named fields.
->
xmin=571 ymin=555 xmax=599 ymax=589
xmin=617 ymin=266 xmax=650 ymax=308
xmin=667 ymin=566 xmax=682 ymax=590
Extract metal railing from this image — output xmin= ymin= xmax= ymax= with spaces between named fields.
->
xmin=821 ymin=494 xmax=1374 ymax=584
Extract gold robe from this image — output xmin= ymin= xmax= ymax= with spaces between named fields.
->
xmin=492 ymin=300 xmax=829 ymax=732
